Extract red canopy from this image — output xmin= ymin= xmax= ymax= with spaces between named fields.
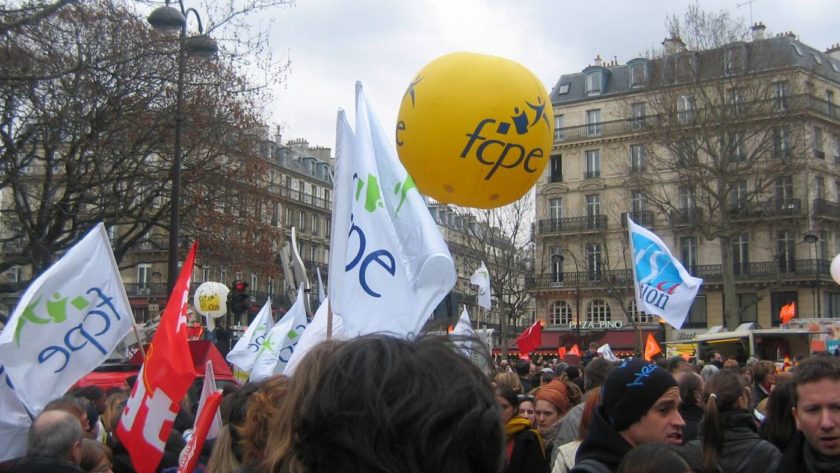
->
xmin=129 ymin=340 xmax=234 ymax=380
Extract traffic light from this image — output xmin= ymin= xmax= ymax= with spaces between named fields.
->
xmin=228 ymin=280 xmax=250 ymax=324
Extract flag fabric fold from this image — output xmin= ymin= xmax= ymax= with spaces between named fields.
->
xmin=557 ymin=346 xmax=567 ymax=357
xmin=225 ymin=299 xmax=273 ymax=372
xmin=250 ymin=288 xmax=308 ymax=382
xmin=0 ymin=223 xmax=134 ymax=414
xmin=515 ymin=321 xmax=542 ymax=358
xmin=0 ymin=353 xmax=30 ymax=462
xmin=568 ymin=344 xmax=581 ymax=357
xmin=328 ymin=82 xmax=456 ymax=337
xmin=780 ymin=301 xmax=796 ymax=324
xmin=470 ymin=261 xmax=492 ymax=310
xmin=316 ymin=267 xmax=326 ymax=304
xmin=193 ymin=361 xmax=222 ymax=440
xmin=117 ymin=243 xmax=198 ymax=473
xmin=597 ymin=343 xmax=619 ymax=361
xmin=282 ymin=298 xmax=343 ymax=377
xmin=177 ymin=390 xmax=221 ymax=473
xmin=450 ymin=307 xmax=474 ymax=355
xmin=644 ymin=333 xmax=663 ymax=361
xmin=628 ymin=217 xmax=703 ymax=330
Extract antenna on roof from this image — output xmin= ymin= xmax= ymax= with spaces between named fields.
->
xmin=736 ymin=0 xmax=756 ymax=26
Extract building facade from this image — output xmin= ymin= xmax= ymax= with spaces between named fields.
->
xmin=533 ymin=27 xmax=840 ymax=356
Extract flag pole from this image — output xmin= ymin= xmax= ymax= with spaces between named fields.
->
xmin=326 ymin=299 xmax=333 ymax=340
xmin=132 ymin=323 xmax=147 ymax=361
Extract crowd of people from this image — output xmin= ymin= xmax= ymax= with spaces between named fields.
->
xmin=3 ymin=336 xmax=840 ymax=473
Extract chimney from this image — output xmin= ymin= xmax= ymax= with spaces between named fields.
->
xmin=274 ymin=125 xmax=282 ymax=145
xmin=826 ymin=44 xmax=840 ymax=61
xmin=594 ymin=54 xmax=603 ymax=67
xmin=662 ymin=36 xmax=686 ymax=56
xmin=750 ymin=22 xmax=766 ymax=41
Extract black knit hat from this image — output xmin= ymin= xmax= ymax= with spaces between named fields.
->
xmin=600 ymin=358 xmax=677 ymax=431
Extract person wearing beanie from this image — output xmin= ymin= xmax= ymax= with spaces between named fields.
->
xmin=535 ymin=380 xmax=572 ymax=462
xmin=571 ymin=358 xmax=684 ymax=473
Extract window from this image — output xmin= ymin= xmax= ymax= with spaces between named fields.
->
xmin=771 ymin=291 xmax=797 ymax=327
xmin=586 ymin=299 xmax=611 ymax=323
xmin=286 ymin=207 xmax=293 ymax=228
xmin=738 ymin=293 xmax=758 ymax=323
xmin=137 ymin=264 xmax=151 ymax=288
xmin=586 ymin=243 xmax=602 ymax=280
xmin=550 ymin=301 xmax=571 ymax=325
xmin=677 ymin=95 xmax=695 ymax=125
xmin=202 ymin=266 xmax=211 ymax=282
xmin=773 ymin=82 xmax=788 ymax=111
xmin=724 ymin=48 xmax=736 ymax=75
xmin=732 ymin=233 xmax=750 ymax=275
xmin=729 ymin=180 xmax=748 ymax=210
xmin=585 ymin=150 xmax=600 ymax=178
xmin=631 ymin=102 xmax=646 ymax=128
xmin=299 ymin=210 xmax=306 ymax=231
xmin=685 ymin=295 xmax=708 ymax=327
xmin=814 ymin=127 xmax=824 ymax=158
xmin=819 ymin=231 xmax=829 ymax=260
xmin=250 ymin=274 xmax=257 ymax=297
xmin=586 ymin=70 xmax=602 ymax=95
xmin=678 ymin=186 xmax=695 ymax=210
xmin=220 ymin=268 xmax=227 ymax=285
xmin=550 ymin=248 xmax=564 ymax=286
xmin=729 ymin=88 xmax=744 ymax=115
xmin=630 ymin=63 xmax=646 ymax=87
xmin=550 ymin=155 xmax=563 ymax=182
xmin=833 ymin=135 xmax=840 ymax=163
xmin=549 ymin=198 xmax=563 ymax=220
xmin=777 ymin=230 xmax=796 ymax=273
xmin=727 ymin=132 xmax=746 ymax=162
xmin=630 ymin=144 xmax=646 ymax=172
xmin=774 ymin=126 xmax=791 ymax=158
xmin=586 ymin=109 xmax=602 ymax=136
xmin=827 ymin=292 xmax=840 ymax=318
xmin=816 ymin=176 xmax=825 ymax=200
xmin=312 ymin=214 xmax=320 ymax=235
xmin=775 ymin=176 xmax=794 ymax=207
xmin=631 ymin=190 xmax=647 ymax=213
xmin=586 ymin=194 xmax=601 ymax=218
xmin=628 ymin=300 xmax=654 ymax=323
xmin=680 ymin=237 xmax=697 ymax=273
xmin=554 ymin=115 xmax=565 ymax=142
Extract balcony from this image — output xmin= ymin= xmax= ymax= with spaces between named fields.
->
xmin=621 ymin=211 xmax=654 ymax=227
xmin=124 ymin=283 xmax=168 ymax=297
xmin=668 ymin=208 xmax=703 ymax=226
xmin=537 ymin=215 xmax=607 ymax=235
xmin=814 ymin=199 xmax=840 ymax=220
xmin=729 ymin=199 xmax=801 ymax=219
xmin=584 ymin=170 xmax=601 ymax=179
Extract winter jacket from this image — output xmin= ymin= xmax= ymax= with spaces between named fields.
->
xmin=570 ymin=407 xmax=633 ymax=473
xmin=8 ymin=457 xmax=84 ymax=473
xmin=776 ymin=432 xmax=840 ymax=473
xmin=551 ymin=440 xmax=580 ymax=473
xmin=504 ymin=417 xmax=550 ymax=473
xmin=680 ymin=403 xmax=704 ymax=444
xmin=680 ymin=410 xmax=781 ymax=473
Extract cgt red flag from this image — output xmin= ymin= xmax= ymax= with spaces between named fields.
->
xmin=780 ymin=301 xmax=796 ymax=324
xmin=177 ymin=391 xmax=222 ymax=473
xmin=568 ymin=344 xmax=581 ymax=356
xmin=516 ymin=321 xmax=542 ymax=358
xmin=117 ymin=243 xmax=198 ymax=473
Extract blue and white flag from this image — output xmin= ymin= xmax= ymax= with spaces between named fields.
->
xmin=328 ymin=82 xmax=456 ymax=337
xmin=282 ymin=297 xmax=344 ymax=377
xmin=628 ymin=217 xmax=702 ymax=329
xmin=316 ymin=267 xmax=326 ymax=304
xmin=225 ymin=298 xmax=272 ymax=372
xmin=249 ymin=287 xmax=308 ymax=381
xmin=0 ymin=223 xmax=133 ymax=414
xmin=0 ymin=351 xmax=30 ymax=462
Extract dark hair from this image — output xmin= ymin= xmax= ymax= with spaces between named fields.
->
xmin=752 ymin=360 xmax=775 ymax=385
xmin=792 ymin=354 xmax=840 ymax=406
xmin=701 ymin=370 xmax=747 ymax=471
xmin=517 ymin=394 xmax=535 ymax=407
xmin=79 ymin=438 xmax=112 ymax=472
xmin=760 ymin=379 xmax=797 ymax=450
xmin=516 ymin=360 xmax=531 ymax=376
xmin=73 ymin=385 xmax=105 ymax=404
xmin=617 ymin=443 xmax=690 ymax=473
xmin=540 ymin=372 xmax=556 ymax=385
xmin=496 ymin=385 xmax=519 ymax=414
xmin=676 ymin=371 xmax=703 ymax=408
xmin=584 ymin=357 xmax=614 ymax=391
xmin=291 ymin=335 xmax=502 ymax=473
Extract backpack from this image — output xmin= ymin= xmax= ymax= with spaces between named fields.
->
xmin=569 ymin=458 xmax=612 ymax=473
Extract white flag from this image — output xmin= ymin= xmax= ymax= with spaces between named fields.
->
xmin=470 ymin=261 xmax=492 ymax=310
xmin=282 ymin=298 xmax=344 ymax=377
xmin=597 ymin=343 xmax=619 ymax=361
xmin=250 ymin=287 xmax=308 ymax=381
xmin=192 ymin=361 xmax=222 ymax=440
xmin=329 ymin=82 xmax=456 ymax=337
xmin=225 ymin=298 xmax=273 ymax=372
xmin=450 ymin=307 xmax=474 ymax=355
xmin=0 ymin=223 xmax=133 ymax=414
xmin=628 ymin=217 xmax=703 ymax=329
xmin=0 ymin=351 xmax=30 ymax=462
xmin=316 ymin=267 xmax=326 ymax=304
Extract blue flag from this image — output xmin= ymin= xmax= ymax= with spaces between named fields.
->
xmin=628 ymin=217 xmax=703 ymax=329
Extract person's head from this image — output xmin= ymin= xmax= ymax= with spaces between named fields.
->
xmin=666 ymin=356 xmax=691 ymax=374
xmin=27 ymin=409 xmax=84 ymax=464
xmin=228 ymin=381 xmax=266 ymax=464
xmin=534 ymin=380 xmax=571 ymax=432
xmin=493 ymin=370 xmax=524 ymax=394
xmin=517 ymin=394 xmax=536 ymax=426
xmin=616 ymin=443 xmax=691 ymax=473
xmin=700 ymin=363 xmax=719 ymax=383
xmin=79 ymin=439 xmax=112 ymax=473
xmin=74 ymin=386 xmax=107 ymax=415
xmin=238 ymin=375 xmax=291 ymax=465
xmin=589 ymin=342 xmax=598 ymax=351
xmin=565 ymin=366 xmax=580 ymax=380
xmin=675 ymin=370 xmax=704 ymax=408
xmin=539 ymin=371 xmax=556 ymax=386
xmin=516 ymin=360 xmax=530 ymax=377
xmin=700 ymin=369 xmax=750 ymax=470
xmin=44 ymin=396 xmax=90 ymax=436
xmin=762 ymin=379 xmax=797 ymax=449
xmin=709 ymin=350 xmax=722 ymax=363
xmin=584 ymin=357 xmax=614 ymax=392
xmin=600 ymin=358 xmax=684 ymax=446
xmin=753 ymin=360 xmax=777 ymax=388
xmin=495 ymin=385 xmax=519 ymax=425
xmin=101 ymin=392 xmax=127 ymax=435
xmin=286 ymin=335 xmax=503 ymax=473
xmin=792 ymin=355 xmax=840 ymax=458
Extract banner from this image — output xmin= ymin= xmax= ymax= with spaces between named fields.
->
xmin=282 ymin=298 xmax=343 ymax=377
xmin=328 ymin=83 xmax=456 ymax=337
xmin=250 ymin=287 xmax=308 ymax=381
xmin=117 ymin=243 xmax=198 ymax=473
xmin=0 ymin=223 xmax=133 ymax=414
xmin=470 ymin=261 xmax=492 ymax=310
xmin=597 ymin=343 xmax=619 ymax=361
xmin=450 ymin=306 xmax=474 ymax=355
xmin=226 ymin=298 xmax=273 ymax=372
xmin=628 ymin=217 xmax=702 ymax=329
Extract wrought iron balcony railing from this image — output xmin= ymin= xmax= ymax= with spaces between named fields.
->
xmin=621 ymin=211 xmax=654 ymax=227
xmin=537 ymin=215 xmax=607 ymax=234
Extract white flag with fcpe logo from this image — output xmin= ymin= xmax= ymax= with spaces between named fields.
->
xmin=0 ymin=349 xmax=30 ymax=462
xmin=450 ymin=306 xmax=474 ymax=355
xmin=282 ymin=297 xmax=344 ymax=377
xmin=249 ymin=287 xmax=308 ymax=381
xmin=628 ymin=217 xmax=703 ymax=329
xmin=328 ymin=82 xmax=456 ymax=337
xmin=225 ymin=298 xmax=273 ymax=372
xmin=470 ymin=261 xmax=492 ymax=309
xmin=0 ymin=223 xmax=133 ymax=413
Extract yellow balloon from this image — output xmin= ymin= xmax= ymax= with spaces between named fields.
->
xmin=396 ymin=52 xmax=553 ymax=208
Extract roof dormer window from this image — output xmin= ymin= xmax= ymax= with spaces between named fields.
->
xmin=628 ymin=59 xmax=649 ymax=88
xmin=586 ymin=70 xmax=603 ymax=95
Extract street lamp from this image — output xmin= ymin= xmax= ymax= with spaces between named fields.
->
xmin=804 ymin=232 xmax=821 ymax=318
xmin=148 ymin=0 xmax=218 ymax=293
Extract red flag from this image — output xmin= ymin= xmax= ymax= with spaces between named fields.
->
xmin=557 ymin=346 xmax=567 ymax=357
xmin=780 ymin=302 xmax=796 ymax=324
xmin=644 ymin=333 xmax=663 ymax=361
xmin=118 ymin=243 xmax=198 ymax=473
xmin=516 ymin=321 xmax=542 ymax=357
xmin=568 ymin=344 xmax=581 ymax=356
xmin=177 ymin=391 xmax=222 ymax=473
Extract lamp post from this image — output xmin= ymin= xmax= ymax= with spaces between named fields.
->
xmin=148 ymin=0 xmax=217 ymax=293
xmin=804 ymin=232 xmax=821 ymax=318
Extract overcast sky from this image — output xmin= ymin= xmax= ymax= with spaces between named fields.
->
xmin=264 ymin=0 xmax=838 ymax=150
